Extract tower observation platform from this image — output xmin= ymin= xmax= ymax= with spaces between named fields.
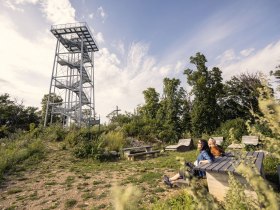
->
xmin=44 ymin=22 xmax=99 ymax=127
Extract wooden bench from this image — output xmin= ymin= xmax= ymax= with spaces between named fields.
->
xmin=165 ymin=139 xmax=193 ymax=152
xmin=212 ymin=137 xmax=224 ymax=146
xmin=195 ymin=151 xmax=264 ymax=201
xmin=122 ymin=146 xmax=152 ymax=158
xmin=122 ymin=146 xmax=160 ymax=161
xmin=227 ymin=135 xmax=259 ymax=149
xmin=127 ymin=150 xmax=160 ymax=161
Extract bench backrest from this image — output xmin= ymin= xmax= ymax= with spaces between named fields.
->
xmin=212 ymin=137 xmax=224 ymax=145
xmin=241 ymin=136 xmax=259 ymax=145
xmin=178 ymin=139 xmax=192 ymax=146
xmin=122 ymin=146 xmax=151 ymax=151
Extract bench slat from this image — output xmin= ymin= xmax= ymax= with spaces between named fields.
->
xmin=255 ymin=152 xmax=264 ymax=173
xmin=127 ymin=150 xmax=160 ymax=157
xmin=242 ymin=136 xmax=259 ymax=145
xmin=204 ymin=157 xmax=224 ymax=171
xmin=218 ymin=158 xmax=234 ymax=172
xmin=212 ymin=137 xmax=224 ymax=146
xmin=211 ymin=158 xmax=231 ymax=171
xmin=122 ymin=146 xmax=151 ymax=151
xmin=165 ymin=139 xmax=193 ymax=151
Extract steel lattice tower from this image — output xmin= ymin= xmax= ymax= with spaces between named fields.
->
xmin=44 ymin=22 xmax=99 ymax=127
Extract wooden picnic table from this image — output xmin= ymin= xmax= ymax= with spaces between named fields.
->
xmin=122 ymin=146 xmax=159 ymax=161
xmin=195 ymin=151 xmax=264 ymax=201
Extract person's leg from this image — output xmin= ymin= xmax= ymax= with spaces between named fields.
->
xmin=169 ymin=173 xmax=181 ymax=182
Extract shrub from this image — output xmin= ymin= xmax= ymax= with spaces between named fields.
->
xmin=263 ymin=155 xmax=280 ymax=186
xmin=215 ymin=118 xmax=248 ymax=146
xmin=152 ymin=191 xmax=195 ymax=210
xmin=99 ymin=130 xmax=126 ymax=152
xmin=0 ymin=137 xmax=45 ymax=180
xmin=41 ymin=124 xmax=67 ymax=141
xmin=253 ymin=122 xmax=274 ymax=137
xmin=224 ymin=173 xmax=254 ymax=210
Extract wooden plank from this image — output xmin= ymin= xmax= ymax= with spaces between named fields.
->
xmin=215 ymin=158 xmax=232 ymax=172
xmin=166 ymin=139 xmax=193 ymax=150
xmin=127 ymin=150 xmax=160 ymax=157
xmin=165 ymin=145 xmax=178 ymax=150
xmin=212 ymin=158 xmax=231 ymax=172
xmin=254 ymin=152 xmax=264 ymax=173
xmin=227 ymin=159 xmax=241 ymax=173
xmin=122 ymin=146 xmax=152 ymax=151
xmin=227 ymin=143 xmax=244 ymax=149
xmin=204 ymin=157 xmax=225 ymax=171
xmin=242 ymin=136 xmax=259 ymax=145
xmin=212 ymin=137 xmax=224 ymax=145
xmin=178 ymin=139 xmax=192 ymax=146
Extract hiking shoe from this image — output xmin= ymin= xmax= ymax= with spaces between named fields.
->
xmin=163 ymin=175 xmax=173 ymax=187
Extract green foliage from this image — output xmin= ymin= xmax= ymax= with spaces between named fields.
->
xmin=64 ymin=199 xmax=77 ymax=208
xmin=0 ymin=136 xmax=45 ymax=180
xmin=111 ymin=184 xmax=141 ymax=210
xmin=253 ymin=122 xmax=274 ymax=137
xmin=152 ymin=191 xmax=195 ymax=210
xmin=215 ymin=118 xmax=248 ymax=145
xmin=221 ymin=73 xmax=263 ymax=122
xmin=263 ymin=155 xmax=280 ymax=185
xmin=141 ymin=87 xmax=160 ymax=120
xmin=0 ymin=93 xmax=40 ymax=138
xmin=236 ymin=162 xmax=279 ymax=210
xmin=184 ymin=52 xmax=223 ymax=136
xmin=224 ymin=173 xmax=254 ymax=210
xmin=99 ymin=130 xmax=126 ymax=152
xmin=41 ymin=124 xmax=67 ymax=141
xmin=41 ymin=93 xmax=63 ymax=126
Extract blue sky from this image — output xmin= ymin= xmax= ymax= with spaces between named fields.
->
xmin=0 ymin=0 xmax=280 ymax=121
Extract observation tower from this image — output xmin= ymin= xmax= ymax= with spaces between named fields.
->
xmin=44 ymin=22 xmax=99 ymax=127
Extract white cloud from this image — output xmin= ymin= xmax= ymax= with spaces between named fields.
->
xmin=95 ymin=32 xmax=104 ymax=44
xmin=240 ymin=48 xmax=255 ymax=57
xmin=215 ymin=49 xmax=239 ymax=66
xmin=94 ymin=42 xmax=175 ymax=120
xmin=0 ymin=13 xmax=55 ymax=107
xmin=112 ymin=40 xmax=125 ymax=56
xmin=4 ymin=0 xmax=38 ymax=11
xmin=40 ymin=0 xmax=76 ymax=24
xmin=88 ymin=12 xmax=94 ymax=19
xmin=97 ymin=6 xmax=106 ymax=22
xmin=217 ymin=41 xmax=280 ymax=80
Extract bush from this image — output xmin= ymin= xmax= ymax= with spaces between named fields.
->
xmin=215 ymin=118 xmax=248 ymax=146
xmin=0 ymin=137 xmax=45 ymax=180
xmin=263 ymin=155 xmax=280 ymax=186
xmin=253 ymin=122 xmax=274 ymax=137
xmin=99 ymin=130 xmax=126 ymax=152
xmin=41 ymin=124 xmax=67 ymax=141
xmin=152 ymin=191 xmax=195 ymax=210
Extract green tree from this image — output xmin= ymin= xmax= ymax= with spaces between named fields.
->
xmin=220 ymin=73 xmax=263 ymax=121
xmin=0 ymin=93 xmax=40 ymax=138
xmin=141 ymin=88 xmax=160 ymax=120
xmin=157 ymin=78 xmax=187 ymax=141
xmin=184 ymin=52 xmax=223 ymax=136
xmin=41 ymin=93 xmax=63 ymax=125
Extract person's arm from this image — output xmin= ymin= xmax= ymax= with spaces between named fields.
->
xmin=199 ymin=151 xmax=214 ymax=164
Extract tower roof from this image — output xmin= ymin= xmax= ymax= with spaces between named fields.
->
xmin=51 ymin=22 xmax=99 ymax=52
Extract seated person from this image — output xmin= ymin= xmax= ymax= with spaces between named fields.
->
xmin=163 ymin=139 xmax=214 ymax=187
xmin=208 ymin=138 xmax=225 ymax=157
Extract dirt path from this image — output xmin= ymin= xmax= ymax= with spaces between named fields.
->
xmin=0 ymin=143 xmax=175 ymax=210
